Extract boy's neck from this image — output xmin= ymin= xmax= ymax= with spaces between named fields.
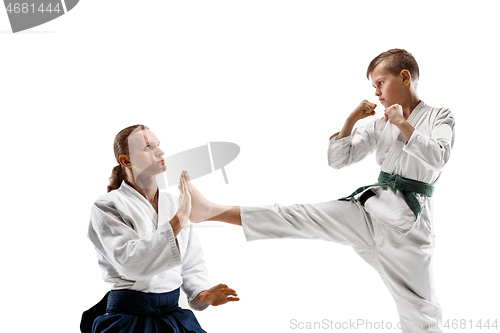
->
xmin=402 ymin=94 xmax=421 ymax=119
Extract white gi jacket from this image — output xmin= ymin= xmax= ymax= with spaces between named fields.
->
xmin=88 ymin=181 xmax=211 ymax=310
xmin=328 ymin=101 xmax=455 ymax=233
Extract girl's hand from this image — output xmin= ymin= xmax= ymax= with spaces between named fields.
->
xmin=176 ymin=171 xmax=191 ymax=228
xmin=198 ymin=283 xmax=240 ymax=306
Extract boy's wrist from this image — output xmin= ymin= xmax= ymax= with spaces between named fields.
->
xmin=346 ymin=114 xmax=360 ymax=123
xmin=393 ymin=118 xmax=415 ymax=142
xmin=393 ymin=117 xmax=407 ymax=127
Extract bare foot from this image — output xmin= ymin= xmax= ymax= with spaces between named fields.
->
xmin=183 ymin=171 xmax=234 ymax=223
xmin=182 ymin=171 xmax=215 ymax=223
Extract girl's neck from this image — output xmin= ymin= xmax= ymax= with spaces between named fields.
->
xmin=125 ymin=178 xmax=158 ymax=205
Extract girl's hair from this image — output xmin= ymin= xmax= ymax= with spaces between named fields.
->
xmin=107 ymin=124 xmax=149 ymax=192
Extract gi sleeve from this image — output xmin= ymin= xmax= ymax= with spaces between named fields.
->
xmin=180 ymin=223 xmax=211 ymax=311
xmin=88 ymin=199 xmax=182 ymax=281
xmin=403 ymin=108 xmax=455 ymax=171
xmin=327 ymin=117 xmax=382 ymax=169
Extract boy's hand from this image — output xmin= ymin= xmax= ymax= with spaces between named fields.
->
xmin=384 ymin=104 xmax=415 ymax=142
xmin=334 ymin=100 xmax=377 ymax=140
xmin=384 ymin=104 xmax=405 ymax=124
xmin=349 ymin=100 xmax=377 ymax=121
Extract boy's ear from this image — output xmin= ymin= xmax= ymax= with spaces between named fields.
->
xmin=400 ymin=69 xmax=411 ymax=86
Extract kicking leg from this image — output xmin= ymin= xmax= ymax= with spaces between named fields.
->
xmin=240 ymin=199 xmax=377 ymax=247
xmin=184 ymin=171 xmax=241 ymax=225
xmin=185 ymin=171 xmax=375 ymax=247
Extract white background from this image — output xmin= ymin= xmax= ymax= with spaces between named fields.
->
xmin=1 ymin=1 xmax=499 ymax=332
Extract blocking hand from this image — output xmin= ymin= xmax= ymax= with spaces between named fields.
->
xmin=176 ymin=171 xmax=191 ymax=228
xmin=198 ymin=283 xmax=240 ymax=306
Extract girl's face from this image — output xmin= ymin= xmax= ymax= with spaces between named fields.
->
xmin=127 ymin=128 xmax=166 ymax=181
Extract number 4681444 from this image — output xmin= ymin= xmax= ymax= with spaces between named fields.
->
xmin=444 ymin=319 xmax=498 ymax=330
xmin=6 ymin=3 xmax=62 ymax=14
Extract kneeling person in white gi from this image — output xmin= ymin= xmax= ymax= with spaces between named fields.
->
xmin=84 ymin=125 xmax=240 ymax=333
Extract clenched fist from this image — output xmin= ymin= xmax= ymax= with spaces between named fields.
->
xmin=384 ymin=104 xmax=405 ymax=124
xmin=349 ymin=100 xmax=377 ymax=122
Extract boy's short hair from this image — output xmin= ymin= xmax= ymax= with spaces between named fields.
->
xmin=366 ymin=49 xmax=419 ymax=81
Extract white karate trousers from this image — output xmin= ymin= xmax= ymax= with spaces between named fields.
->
xmin=240 ymin=198 xmax=443 ymax=333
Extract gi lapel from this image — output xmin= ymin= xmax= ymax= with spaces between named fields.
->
xmin=381 ymin=101 xmax=427 ymax=172
xmin=122 ymin=181 xmax=159 ymax=230
xmin=157 ymin=192 xmax=168 ymax=229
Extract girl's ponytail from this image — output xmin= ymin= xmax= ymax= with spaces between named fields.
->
xmin=107 ymin=164 xmax=127 ymax=193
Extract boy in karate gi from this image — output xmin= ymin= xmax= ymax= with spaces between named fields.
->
xmin=185 ymin=48 xmax=455 ymax=333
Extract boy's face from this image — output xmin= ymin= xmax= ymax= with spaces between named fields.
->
xmin=370 ymin=62 xmax=406 ymax=108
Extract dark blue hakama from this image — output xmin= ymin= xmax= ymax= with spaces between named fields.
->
xmin=88 ymin=288 xmax=206 ymax=333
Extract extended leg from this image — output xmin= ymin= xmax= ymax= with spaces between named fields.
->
xmin=239 ymin=199 xmax=378 ymax=248
xmin=185 ymin=172 xmax=241 ymax=225
xmin=186 ymin=172 xmax=376 ymax=247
